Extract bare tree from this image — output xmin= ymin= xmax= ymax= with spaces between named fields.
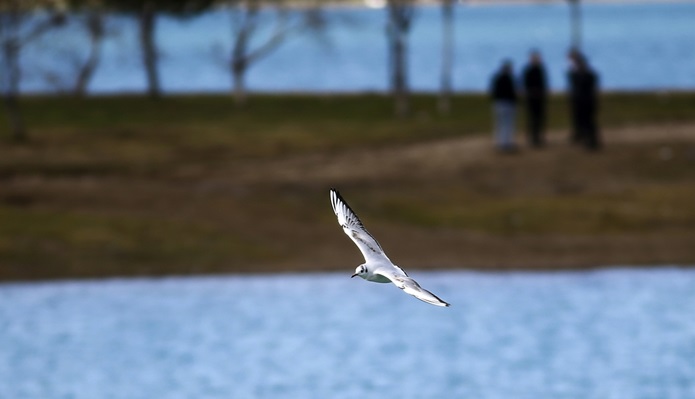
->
xmin=438 ymin=0 xmax=455 ymax=115
xmin=70 ymin=0 xmax=107 ymax=96
xmin=37 ymin=2 xmax=111 ymax=96
xmin=105 ymin=0 xmax=215 ymax=99
xmin=105 ymin=0 xmax=161 ymax=98
xmin=0 ymin=0 xmax=65 ymax=141
xmin=386 ymin=0 xmax=415 ymax=118
xmin=227 ymin=0 xmax=325 ymax=106
xmin=139 ymin=0 xmax=159 ymax=98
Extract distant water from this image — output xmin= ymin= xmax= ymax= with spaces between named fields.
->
xmin=22 ymin=1 xmax=695 ymax=94
xmin=1 ymin=268 xmax=695 ymax=399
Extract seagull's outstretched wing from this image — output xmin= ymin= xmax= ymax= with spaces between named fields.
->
xmin=376 ymin=269 xmax=450 ymax=307
xmin=330 ymin=189 xmax=391 ymax=264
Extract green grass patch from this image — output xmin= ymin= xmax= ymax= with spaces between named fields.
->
xmin=0 ymin=206 xmax=275 ymax=280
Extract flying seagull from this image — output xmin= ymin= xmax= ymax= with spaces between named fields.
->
xmin=330 ymin=189 xmax=450 ymax=307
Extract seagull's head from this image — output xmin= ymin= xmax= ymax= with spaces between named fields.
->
xmin=351 ymin=264 xmax=368 ymax=279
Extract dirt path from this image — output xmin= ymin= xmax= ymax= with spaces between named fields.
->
xmin=231 ymin=123 xmax=695 ymax=185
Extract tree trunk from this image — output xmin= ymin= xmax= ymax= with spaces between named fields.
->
xmin=387 ymin=0 xmax=412 ymax=118
xmin=232 ymin=60 xmax=247 ymax=106
xmin=392 ymin=29 xmax=408 ymax=117
xmin=140 ymin=1 xmax=160 ymax=98
xmin=1 ymin=0 xmax=64 ymax=141
xmin=438 ymin=0 xmax=454 ymax=115
xmin=1 ymin=8 xmax=27 ymax=142
xmin=74 ymin=8 xmax=105 ymax=97
xmin=230 ymin=17 xmax=249 ymax=107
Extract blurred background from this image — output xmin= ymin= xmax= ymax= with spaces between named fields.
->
xmin=1 ymin=0 xmax=694 ymax=398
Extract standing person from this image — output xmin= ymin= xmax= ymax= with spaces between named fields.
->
xmin=489 ymin=59 xmax=518 ymax=152
xmin=568 ymin=50 xmax=601 ymax=150
xmin=522 ymin=50 xmax=548 ymax=148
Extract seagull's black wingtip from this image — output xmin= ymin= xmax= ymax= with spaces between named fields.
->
xmin=330 ymin=188 xmax=348 ymax=205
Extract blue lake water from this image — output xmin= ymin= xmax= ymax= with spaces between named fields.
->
xmin=1 ymin=268 xmax=695 ymax=399
xmin=23 ymin=1 xmax=695 ymax=94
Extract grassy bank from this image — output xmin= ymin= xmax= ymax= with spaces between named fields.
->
xmin=1 ymin=92 xmax=694 ymax=281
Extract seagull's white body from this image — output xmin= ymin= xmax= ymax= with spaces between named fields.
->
xmin=330 ymin=189 xmax=450 ymax=307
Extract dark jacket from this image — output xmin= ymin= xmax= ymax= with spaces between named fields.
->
xmin=490 ymin=71 xmax=517 ymax=103
xmin=568 ymin=67 xmax=598 ymax=113
xmin=523 ymin=64 xmax=547 ymax=100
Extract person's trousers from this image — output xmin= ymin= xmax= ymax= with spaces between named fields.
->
xmin=493 ymin=101 xmax=516 ymax=149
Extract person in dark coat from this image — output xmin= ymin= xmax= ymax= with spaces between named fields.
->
xmin=489 ymin=59 xmax=518 ymax=152
xmin=568 ymin=50 xmax=601 ymax=150
xmin=522 ymin=50 xmax=548 ymax=147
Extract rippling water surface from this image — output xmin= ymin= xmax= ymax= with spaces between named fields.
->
xmin=1 ymin=268 xmax=695 ymax=399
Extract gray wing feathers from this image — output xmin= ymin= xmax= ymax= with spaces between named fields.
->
xmin=330 ymin=189 xmax=390 ymax=263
